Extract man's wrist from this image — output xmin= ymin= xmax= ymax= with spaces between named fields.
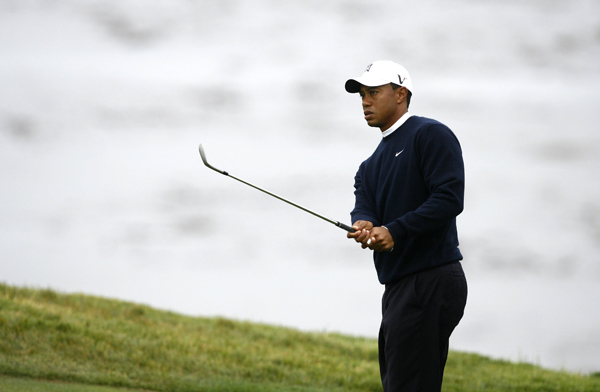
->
xmin=381 ymin=226 xmax=394 ymax=252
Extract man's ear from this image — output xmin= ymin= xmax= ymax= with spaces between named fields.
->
xmin=395 ymin=86 xmax=408 ymax=104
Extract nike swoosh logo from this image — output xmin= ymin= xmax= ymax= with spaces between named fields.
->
xmin=395 ymin=149 xmax=404 ymax=157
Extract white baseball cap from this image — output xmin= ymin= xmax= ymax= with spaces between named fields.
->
xmin=345 ymin=61 xmax=413 ymax=94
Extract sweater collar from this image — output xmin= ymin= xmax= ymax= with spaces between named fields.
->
xmin=382 ymin=112 xmax=412 ymax=138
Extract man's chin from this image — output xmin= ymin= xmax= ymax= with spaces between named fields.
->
xmin=365 ymin=119 xmax=379 ymax=128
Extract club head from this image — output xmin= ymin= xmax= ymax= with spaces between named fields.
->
xmin=198 ymin=144 xmax=226 ymax=175
xmin=198 ymin=144 xmax=210 ymax=166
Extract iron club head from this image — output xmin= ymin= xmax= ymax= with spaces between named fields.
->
xmin=198 ymin=144 xmax=227 ymax=175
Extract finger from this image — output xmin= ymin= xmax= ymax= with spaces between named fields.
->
xmin=369 ymin=236 xmax=379 ymax=250
xmin=351 ymin=228 xmax=367 ymax=239
xmin=360 ymin=232 xmax=368 ymax=244
xmin=347 ymin=229 xmax=360 ymax=239
xmin=355 ymin=229 xmax=368 ymax=242
xmin=361 ymin=233 xmax=373 ymax=249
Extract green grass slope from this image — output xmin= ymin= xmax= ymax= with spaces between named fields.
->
xmin=0 ymin=375 xmax=147 ymax=392
xmin=1 ymin=283 xmax=598 ymax=392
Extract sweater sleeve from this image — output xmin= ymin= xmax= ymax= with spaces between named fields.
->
xmin=350 ymin=160 xmax=381 ymax=226
xmin=384 ymin=124 xmax=464 ymax=240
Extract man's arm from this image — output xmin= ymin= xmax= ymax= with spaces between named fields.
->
xmin=384 ymin=124 xmax=465 ymax=241
xmin=347 ymin=161 xmax=394 ymax=251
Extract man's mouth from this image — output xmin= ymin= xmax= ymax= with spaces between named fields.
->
xmin=364 ymin=111 xmax=374 ymax=120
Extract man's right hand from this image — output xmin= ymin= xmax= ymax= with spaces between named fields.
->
xmin=347 ymin=220 xmax=374 ymax=248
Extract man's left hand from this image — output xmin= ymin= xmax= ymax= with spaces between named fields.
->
xmin=366 ymin=227 xmax=394 ymax=252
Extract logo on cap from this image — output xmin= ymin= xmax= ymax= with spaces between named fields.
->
xmin=365 ymin=64 xmax=373 ymax=72
xmin=398 ymin=75 xmax=406 ymax=85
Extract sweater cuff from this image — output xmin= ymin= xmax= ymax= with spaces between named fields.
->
xmin=383 ymin=220 xmax=406 ymax=241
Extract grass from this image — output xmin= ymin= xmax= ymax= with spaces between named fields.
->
xmin=0 ymin=374 xmax=147 ymax=392
xmin=1 ymin=283 xmax=599 ymax=392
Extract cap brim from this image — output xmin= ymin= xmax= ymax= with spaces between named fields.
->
xmin=344 ymin=75 xmax=391 ymax=93
xmin=344 ymin=79 xmax=362 ymax=93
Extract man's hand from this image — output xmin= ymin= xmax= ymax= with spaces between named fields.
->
xmin=347 ymin=221 xmax=394 ymax=252
xmin=366 ymin=226 xmax=394 ymax=252
xmin=347 ymin=220 xmax=373 ymax=248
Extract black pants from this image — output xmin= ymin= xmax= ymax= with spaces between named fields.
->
xmin=379 ymin=261 xmax=467 ymax=392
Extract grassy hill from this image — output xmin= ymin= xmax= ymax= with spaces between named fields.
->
xmin=1 ymin=283 xmax=598 ymax=392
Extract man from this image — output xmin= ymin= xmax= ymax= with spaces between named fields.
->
xmin=345 ymin=61 xmax=468 ymax=392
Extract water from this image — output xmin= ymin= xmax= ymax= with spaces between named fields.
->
xmin=1 ymin=0 xmax=600 ymax=374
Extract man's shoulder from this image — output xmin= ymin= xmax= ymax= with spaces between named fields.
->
xmin=408 ymin=116 xmax=456 ymax=139
xmin=407 ymin=115 xmax=447 ymax=129
xmin=407 ymin=116 xmax=461 ymax=152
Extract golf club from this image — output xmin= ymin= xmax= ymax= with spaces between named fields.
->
xmin=198 ymin=144 xmax=355 ymax=233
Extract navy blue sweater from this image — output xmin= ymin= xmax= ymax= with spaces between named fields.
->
xmin=351 ymin=115 xmax=464 ymax=284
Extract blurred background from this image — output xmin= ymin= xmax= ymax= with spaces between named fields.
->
xmin=1 ymin=0 xmax=599 ymax=374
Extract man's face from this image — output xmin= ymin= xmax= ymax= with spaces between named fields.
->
xmin=358 ymin=84 xmax=405 ymax=132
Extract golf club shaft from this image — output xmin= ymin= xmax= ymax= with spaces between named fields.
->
xmin=198 ymin=144 xmax=355 ymax=232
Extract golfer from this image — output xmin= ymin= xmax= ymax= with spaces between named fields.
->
xmin=345 ymin=61 xmax=468 ymax=392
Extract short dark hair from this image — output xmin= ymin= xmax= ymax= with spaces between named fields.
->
xmin=391 ymin=83 xmax=412 ymax=108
